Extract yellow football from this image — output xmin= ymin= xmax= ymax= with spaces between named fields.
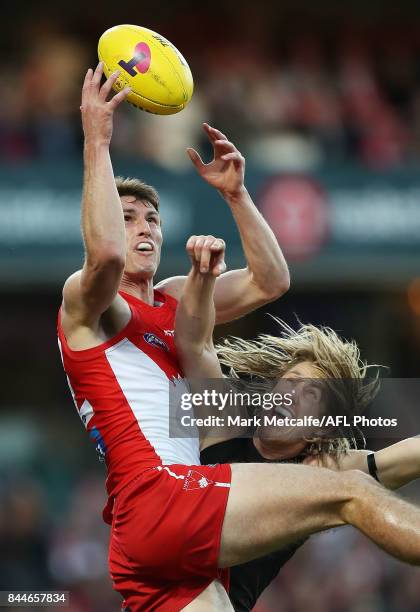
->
xmin=98 ymin=25 xmax=194 ymax=115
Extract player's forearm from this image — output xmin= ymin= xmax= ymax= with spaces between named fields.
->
xmin=175 ymin=268 xmax=216 ymax=354
xmin=374 ymin=437 xmax=420 ymax=490
xmin=330 ymin=438 xmax=420 ymax=490
xmin=223 ymin=188 xmax=290 ymax=299
xmin=82 ymin=142 xmax=126 ymax=265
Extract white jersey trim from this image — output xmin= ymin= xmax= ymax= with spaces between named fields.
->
xmin=105 ymin=339 xmax=200 ymax=466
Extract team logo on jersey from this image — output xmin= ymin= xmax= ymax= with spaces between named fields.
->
xmin=143 ymin=333 xmax=169 ymax=352
xmin=183 ymin=469 xmax=230 ymax=491
xmin=89 ymin=426 xmax=107 ymax=462
xmin=183 ymin=469 xmax=210 ymax=490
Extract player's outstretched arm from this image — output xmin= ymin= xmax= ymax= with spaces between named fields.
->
xmin=62 ymin=63 xmax=131 ymax=329
xmin=157 ymin=124 xmax=290 ymax=324
xmin=175 ymin=235 xmax=226 ymax=378
xmin=305 ymin=437 xmax=420 ymax=490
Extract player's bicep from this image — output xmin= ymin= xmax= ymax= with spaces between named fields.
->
xmin=155 ymin=276 xmax=186 ymax=300
xmin=213 ymin=269 xmax=269 ymax=324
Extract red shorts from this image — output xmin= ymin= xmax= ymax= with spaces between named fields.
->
xmin=109 ymin=463 xmax=232 ymax=611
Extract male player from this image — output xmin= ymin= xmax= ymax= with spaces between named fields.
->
xmin=196 ymin=317 xmax=420 ymax=611
xmin=59 ymin=64 xmax=420 ymax=611
xmin=174 ymin=233 xmax=420 ymax=611
xmin=200 ymin=382 xmax=420 ymax=610
xmin=58 ymin=62 xmax=289 ymax=612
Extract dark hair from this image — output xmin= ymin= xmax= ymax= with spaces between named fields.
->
xmin=115 ymin=176 xmax=159 ymax=212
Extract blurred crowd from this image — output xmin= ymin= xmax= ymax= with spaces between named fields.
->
xmin=2 ymin=5 xmax=420 ymax=611
xmin=2 ymin=12 xmax=420 ymax=171
xmin=0 ymin=468 xmax=419 ymax=612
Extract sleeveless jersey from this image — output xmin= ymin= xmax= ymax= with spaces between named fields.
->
xmin=57 ymin=289 xmax=200 ymax=512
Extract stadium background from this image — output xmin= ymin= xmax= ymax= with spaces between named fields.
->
xmin=1 ymin=0 xmax=420 ymax=610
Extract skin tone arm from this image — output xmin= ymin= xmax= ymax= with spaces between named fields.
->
xmin=174 ymin=235 xmax=225 ymax=379
xmin=61 ymin=63 xmax=131 ymax=336
xmin=175 ymin=236 xmax=247 ymax=449
xmin=305 ymin=437 xmax=420 ymax=490
xmin=157 ymin=124 xmax=290 ymax=324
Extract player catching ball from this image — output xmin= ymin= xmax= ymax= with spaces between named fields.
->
xmin=58 ymin=63 xmax=290 ymax=611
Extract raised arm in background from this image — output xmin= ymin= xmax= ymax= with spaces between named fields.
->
xmin=157 ymin=124 xmax=290 ymax=324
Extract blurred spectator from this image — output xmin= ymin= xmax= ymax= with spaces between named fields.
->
xmin=3 ymin=8 xmax=420 ymax=170
xmin=0 ymin=477 xmax=50 ymax=590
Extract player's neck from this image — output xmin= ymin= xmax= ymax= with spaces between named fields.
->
xmin=119 ymin=276 xmax=155 ymax=305
xmin=253 ymin=436 xmax=301 ymax=461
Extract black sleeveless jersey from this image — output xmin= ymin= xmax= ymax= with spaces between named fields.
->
xmin=200 ymin=438 xmax=307 ymax=612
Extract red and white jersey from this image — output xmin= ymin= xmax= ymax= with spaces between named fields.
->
xmin=57 ymin=290 xmax=200 ymax=506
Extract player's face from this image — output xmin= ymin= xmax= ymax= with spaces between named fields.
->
xmin=255 ymin=361 xmax=324 ymax=457
xmin=121 ymin=196 xmax=163 ymax=278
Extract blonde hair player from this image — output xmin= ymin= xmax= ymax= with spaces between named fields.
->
xmin=199 ymin=319 xmax=420 ymax=611
xmin=216 ymin=319 xmax=378 ymax=458
xmin=174 ymin=234 xmax=420 ymax=611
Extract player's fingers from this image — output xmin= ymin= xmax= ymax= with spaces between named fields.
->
xmin=193 ymin=236 xmax=205 ymax=264
xmin=212 ymin=250 xmax=227 ymax=276
xmin=203 ymin=123 xmax=228 ymax=141
xmin=100 ymin=70 xmax=120 ymax=100
xmin=108 ymin=87 xmax=131 ymax=110
xmin=210 ymin=238 xmax=225 ymax=252
xmin=209 ymin=238 xmax=226 ymax=276
xmin=186 ymin=148 xmax=205 ymax=170
xmin=82 ymin=68 xmax=93 ymax=89
xmin=91 ymin=61 xmax=104 ymax=88
xmin=186 ymin=235 xmax=197 ymax=255
xmin=200 ymin=237 xmax=216 ymax=273
xmin=81 ymin=68 xmax=94 ymax=107
xmin=213 ymin=260 xmax=227 ymax=277
xmin=221 ymin=152 xmax=245 ymax=163
xmin=214 ymin=139 xmax=236 ymax=153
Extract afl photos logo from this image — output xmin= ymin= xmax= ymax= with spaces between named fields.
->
xmin=143 ymin=333 xmax=169 ymax=352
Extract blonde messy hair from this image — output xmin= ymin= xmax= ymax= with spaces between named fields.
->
xmin=216 ymin=318 xmax=381 ymax=458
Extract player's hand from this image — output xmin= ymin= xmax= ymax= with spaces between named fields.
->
xmin=186 ymin=235 xmax=226 ymax=277
xmin=187 ymin=124 xmax=245 ymax=200
xmin=80 ymin=62 xmax=131 ymax=146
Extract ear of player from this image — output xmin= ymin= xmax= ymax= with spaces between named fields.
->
xmin=98 ymin=24 xmax=194 ymax=114
xmin=186 ymin=235 xmax=226 ymax=276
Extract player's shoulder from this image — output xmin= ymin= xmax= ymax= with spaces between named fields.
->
xmin=61 ymin=269 xmax=126 ymax=322
xmin=63 ymin=269 xmax=82 ymax=294
xmin=62 ymin=269 xmax=83 ymax=309
xmin=155 ymin=276 xmax=187 ymax=301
